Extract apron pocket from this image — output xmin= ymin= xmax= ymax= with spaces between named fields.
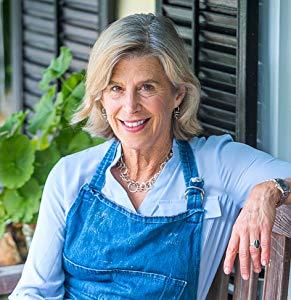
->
xmin=64 ymin=256 xmax=187 ymax=300
xmin=99 ymin=269 xmax=187 ymax=299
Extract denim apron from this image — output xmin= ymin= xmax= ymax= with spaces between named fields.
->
xmin=63 ymin=139 xmax=205 ymax=300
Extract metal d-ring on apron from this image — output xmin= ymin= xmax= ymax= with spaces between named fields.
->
xmin=62 ymin=139 xmax=205 ymax=300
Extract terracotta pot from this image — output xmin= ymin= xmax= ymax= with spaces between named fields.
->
xmin=0 ymin=223 xmax=36 ymax=266
xmin=0 ymin=231 xmax=22 ymax=266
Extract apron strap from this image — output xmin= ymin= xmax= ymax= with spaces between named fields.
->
xmin=89 ymin=139 xmax=119 ymax=191
xmin=176 ymin=140 xmax=204 ymax=210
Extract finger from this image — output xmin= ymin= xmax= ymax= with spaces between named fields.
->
xmin=224 ymin=233 xmax=239 ymax=275
xmin=239 ymin=233 xmax=250 ymax=280
xmin=249 ymin=232 xmax=261 ymax=273
xmin=260 ymin=225 xmax=272 ymax=266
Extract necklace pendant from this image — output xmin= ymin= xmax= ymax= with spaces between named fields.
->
xmin=128 ymin=182 xmax=139 ymax=193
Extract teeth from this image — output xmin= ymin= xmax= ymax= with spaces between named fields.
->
xmin=124 ymin=120 xmax=146 ymax=127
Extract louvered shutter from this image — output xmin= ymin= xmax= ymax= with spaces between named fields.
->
xmin=11 ymin=0 xmax=116 ymax=110
xmin=156 ymin=0 xmax=258 ymax=146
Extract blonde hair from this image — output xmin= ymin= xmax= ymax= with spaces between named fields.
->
xmin=71 ymin=13 xmax=202 ymax=140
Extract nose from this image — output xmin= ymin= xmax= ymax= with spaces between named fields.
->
xmin=123 ymin=90 xmax=141 ymax=114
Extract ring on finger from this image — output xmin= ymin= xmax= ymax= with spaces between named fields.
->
xmin=250 ymin=239 xmax=260 ymax=249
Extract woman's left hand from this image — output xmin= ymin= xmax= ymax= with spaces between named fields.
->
xmin=223 ymin=181 xmax=280 ymax=280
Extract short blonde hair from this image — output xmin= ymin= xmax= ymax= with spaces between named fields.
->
xmin=71 ymin=13 xmax=202 ymax=140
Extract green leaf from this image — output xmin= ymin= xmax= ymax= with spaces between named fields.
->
xmin=0 ymin=135 xmax=35 ymax=189
xmin=18 ymin=178 xmax=42 ymax=224
xmin=61 ymin=72 xmax=84 ymax=99
xmin=2 ymin=189 xmax=25 ymax=223
xmin=28 ymin=85 xmax=57 ymax=134
xmin=0 ymin=198 xmax=7 ymax=237
xmin=0 ymin=179 xmax=42 ymax=225
xmin=31 ymin=133 xmax=50 ymax=151
xmin=0 ymin=200 xmax=5 ymax=220
xmin=63 ymin=95 xmax=82 ymax=123
xmin=91 ymin=137 xmax=106 ymax=146
xmin=0 ymin=222 xmax=5 ymax=238
xmin=34 ymin=142 xmax=61 ymax=185
xmin=55 ymin=127 xmax=74 ymax=156
xmin=55 ymin=127 xmax=106 ymax=156
xmin=39 ymin=47 xmax=73 ymax=91
xmin=67 ymin=131 xmax=92 ymax=154
xmin=61 ymin=72 xmax=85 ymax=122
xmin=0 ymin=111 xmax=27 ymax=140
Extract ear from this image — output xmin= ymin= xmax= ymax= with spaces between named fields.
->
xmin=174 ymin=84 xmax=186 ymax=108
xmin=99 ymin=93 xmax=104 ymax=105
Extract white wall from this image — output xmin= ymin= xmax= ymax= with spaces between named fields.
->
xmin=117 ymin=0 xmax=155 ymax=19
xmin=258 ymin=1 xmax=291 ymax=298
xmin=258 ymin=0 xmax=291 ymax=162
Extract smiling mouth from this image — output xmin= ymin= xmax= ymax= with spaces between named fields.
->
xmin=120 ymin=118 xmax=150 ymax=131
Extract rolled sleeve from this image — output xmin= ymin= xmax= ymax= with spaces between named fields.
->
xmin=214 ymin=134 xmax=291 ymax=208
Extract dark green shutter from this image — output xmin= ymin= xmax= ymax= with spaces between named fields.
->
xmin=156 ymin=0 xmax=258 ymax=146
xmin=11 ymin=0 xmax=116 ymax=109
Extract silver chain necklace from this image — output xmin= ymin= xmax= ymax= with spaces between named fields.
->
xmin=117 ymin=150 xmax=173 ymax=193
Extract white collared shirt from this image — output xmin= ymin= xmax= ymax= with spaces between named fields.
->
xmin=9 ymin=135 xmax=291 ymax=300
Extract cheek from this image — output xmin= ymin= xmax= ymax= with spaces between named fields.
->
xmin=102 ymin=98 xmax=119 ymax=115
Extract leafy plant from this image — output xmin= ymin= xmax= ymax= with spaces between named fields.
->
xmin=0 ymin=47 xmax=105 ymax=237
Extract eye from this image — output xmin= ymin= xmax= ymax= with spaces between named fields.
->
xmin=110 ymin=85 xmax=122 ymax=93
xmin=140 ymin=83 xmax=155 ymax=92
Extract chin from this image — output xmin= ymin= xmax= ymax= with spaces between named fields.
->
xmin=121 ymin=139 xmax=150 ymax=150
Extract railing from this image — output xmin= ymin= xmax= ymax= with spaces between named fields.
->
xmin=0 ymin=264 xmax=23 ymax=295
xmin=207 ymin=206 xmax=291 ymax=299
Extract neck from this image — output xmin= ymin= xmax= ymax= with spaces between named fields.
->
xmin=120 ymin=136 xmax=173 ymax=182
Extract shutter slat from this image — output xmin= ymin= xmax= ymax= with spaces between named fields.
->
xmin=23 ymin=62 xmax=45 ymax=81
xmin=23 ymin=31 xmax=55 ymax=51
xmin=200 ymin=0 xmax=238 ymax=13
xmin=200 ymin=30 xmax=236 ymax=51
xmin=23 ymin=15 xmax=55 ymax=34
xmin=24 ymin=92 xmax=40 ymax=109
xmin=200 ymin=104 xmax=235 ymax=124
xmin=163 ymin=4 xmax=193 ymax=23
xmin=174 ymin=25 xmax=192 ymax=41
xmin=63 ymin=0 xmax=98 ymax=12
xmin=199 ymin=67 xmax=236 ymax=87
xmin=62 ymin=24 xmax=98 ymax=45
xmin=23 ymin=46 xmax=54 ymax=66
xmin=62 ymin=7 xmax=99 ymax=28
xmin=202 ymin=86 xmax=236 ymax=107
xmin=199 ymin=48 xmax=236 ymax=70
xmin=200 ymin=121 xmax=235 ymax=136
xmin=63 ymin=40 xmax=91 ymax=60
xmin=23 ymin=0 xmax=54 ymax=17
xmin=23 ymin=77 xmax=42 ymax=96
xmin=70 ymin=59 xmax=87 ymax=72
xmin=199 ymin=11 xmax=236 ymax=33
xmin=167 ymin=0 xmax=193 ymax=8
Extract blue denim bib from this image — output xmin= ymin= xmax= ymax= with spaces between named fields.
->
xmin=63 ymin=139 xmax=205 ymax=300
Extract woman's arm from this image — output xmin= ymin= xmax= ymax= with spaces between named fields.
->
xmin=9 ymin=159 xmax=67 ymax=300
xmin=223 ymin=179 xmax=291 ymax=280
xmin=209 ymin=135 xmax=291 ymax=280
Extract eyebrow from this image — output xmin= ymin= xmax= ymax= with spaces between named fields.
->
xmin=108 ymin=79 xmax=160 ymax=85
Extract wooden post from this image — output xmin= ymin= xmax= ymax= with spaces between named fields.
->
xmin=262 ymin=233 xmax=291 ymax=300
xmin=233 ymin=259 xmax=259 ymax=300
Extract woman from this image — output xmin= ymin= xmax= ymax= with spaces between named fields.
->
xmin=10 ymin=13 xmax=291 ymax=300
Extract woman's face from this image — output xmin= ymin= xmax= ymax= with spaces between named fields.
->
xmin=101 ymin=56 xmax=185 ymax=150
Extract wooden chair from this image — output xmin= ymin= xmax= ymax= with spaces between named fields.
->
xmin=1 ymin=207 xmax=290 ymax=299
xmin=207 ymin=206 xmax=291 ymax=300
